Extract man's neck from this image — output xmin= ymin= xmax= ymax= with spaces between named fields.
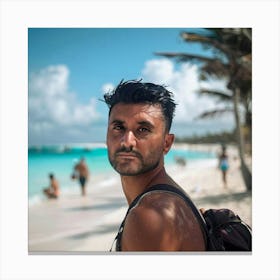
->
xmin=120 ymin=165 xmax=173 ymax=205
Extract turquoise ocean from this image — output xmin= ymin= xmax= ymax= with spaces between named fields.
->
xmin=28 ymin=144 xmax=215 ymax=205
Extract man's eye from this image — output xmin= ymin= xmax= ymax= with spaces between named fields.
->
xmin=138 ymin=127 xmax=150 ymax=133
xmin=113 ymin=125 xmax=123 ymax=131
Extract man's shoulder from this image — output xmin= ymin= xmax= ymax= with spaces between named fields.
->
xmin=131 ymin=190 xmax=197 ymax=223
xmin=122 ymin=193 xmax=179 ymax=250
xmin=136 ymin=189 xmax=187 ymax=209
xmin=121 ymin=189 xmax=205 ymax=251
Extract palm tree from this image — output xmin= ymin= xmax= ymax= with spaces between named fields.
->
xmin=155 ymin=28 xmax=252 ymax=191
xmin=196 ymin=85 xmax=251 ymax=141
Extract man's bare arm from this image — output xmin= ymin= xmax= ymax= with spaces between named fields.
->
xmin=121 ymin=203 xmax=179 ymax=251
xmin=121 ymin=193 xmax=205 ymax=251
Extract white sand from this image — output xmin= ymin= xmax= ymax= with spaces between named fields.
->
xmin=28 ymin=144 xmax=251 ymax=253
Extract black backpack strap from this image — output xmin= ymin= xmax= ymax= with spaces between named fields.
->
xmin=110 ymin=187 xmax=154 ymax=251
xmin=110 ymin=184 xmax=209 ymax=251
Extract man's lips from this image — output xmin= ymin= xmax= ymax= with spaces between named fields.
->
xmin=115 ymin=152 xmax=139 ymax=159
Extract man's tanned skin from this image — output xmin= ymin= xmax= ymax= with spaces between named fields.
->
xmin=107 ymin=103 xmax=205 ymax=251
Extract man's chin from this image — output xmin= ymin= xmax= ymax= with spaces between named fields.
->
xmin=116 ymin=167 xmax=142 ymax=176
xmin=115 ymin=164 xmax=159 ymax=177
xmin=110 ymin=159 xmax=160 ymax=176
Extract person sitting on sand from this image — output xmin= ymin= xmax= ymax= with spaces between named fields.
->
xmin=43 ymin=173 xmax=60 ymax=199
xmin=104 ymin=79 xmax=205 ymax=251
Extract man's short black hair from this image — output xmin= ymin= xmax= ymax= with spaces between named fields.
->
xmin=103 ymin=79 xmax=177 ymax=132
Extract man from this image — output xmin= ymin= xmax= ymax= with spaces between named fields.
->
xmin=104 ymin=80 xmax=205 ymax=251
xmin=74 ymin=157 xmax=89 ymax=196
xmin=43 ymin=173 xmax=60 ymax=199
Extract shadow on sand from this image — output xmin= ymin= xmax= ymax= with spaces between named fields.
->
xmin=64 ymin=197 xmax=126 ymax=212
xmin=194 ymin=191 xmax=251 ymax=205
xmin=67 ymin=223 xmax=121 ymax=240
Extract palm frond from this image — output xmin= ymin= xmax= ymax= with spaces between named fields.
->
xmin=154 ymin=52 xmax=214 ymax=64
xmin=197 ymin=89 xmax=232 ymax=101
xmin=194 ymin=108 xmax=233 ymax=120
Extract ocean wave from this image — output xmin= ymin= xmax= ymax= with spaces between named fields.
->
xmin=28 ymin=143 xmax=107 ymax=154
xmin=97 ymin=177 xmax=119 ymax=188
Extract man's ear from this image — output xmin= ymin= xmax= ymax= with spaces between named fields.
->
xmin=163 ymin=133 xmax=175 ymax=154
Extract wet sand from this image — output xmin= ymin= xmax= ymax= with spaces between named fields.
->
xmin=28 ymin=144 xmax=252 ymax=253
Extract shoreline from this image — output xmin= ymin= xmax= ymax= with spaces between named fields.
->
xmin=28 ymin=157 xmax=216 ymax=208
xmin=29 ymin=144 xmax=251 ymax=252
xmin=28 ymin=144 xmax=216 ymax=207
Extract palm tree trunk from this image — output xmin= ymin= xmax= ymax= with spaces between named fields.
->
xmin=233 ymin=88 xmax=252 ymax=191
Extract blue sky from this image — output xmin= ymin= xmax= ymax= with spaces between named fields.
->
xmin=28 ymin=28 xmax=234 ymax=145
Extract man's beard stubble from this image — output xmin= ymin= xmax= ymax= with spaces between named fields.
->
xmin=108 ymin=146 xmax=161 ymax=176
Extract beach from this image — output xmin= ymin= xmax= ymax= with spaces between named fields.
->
xmin=28 ymin=144 xmax=252 ymax=253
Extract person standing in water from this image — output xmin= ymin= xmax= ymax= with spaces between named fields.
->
xmin=73 ymin=157 xmax=90 ymax=196
xmin=218 ymin=145 xmax=229 ymax=188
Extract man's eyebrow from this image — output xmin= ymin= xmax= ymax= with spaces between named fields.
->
xmin=110 ymin=119 xmax=124 ymax=125
xmin=137 ymin=121 xmax=155 ymax=128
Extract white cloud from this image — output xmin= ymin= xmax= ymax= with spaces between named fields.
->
xmin=29 ymin=60 xmax=235 ymax=145
xmin=142 ymin=59 xmax=174 ymax=83
xmin=29 ymin=65 xmax=100 ymax=144
xmin=141 ymin=58 xmax=233 ymax=123
xmin=101 ymin=83 xmax=114 ymax=94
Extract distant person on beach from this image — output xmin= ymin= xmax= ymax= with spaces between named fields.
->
xmin=43 ymin=173 xmax=60 ymax=199
xmin=218 ymin=145 xmax=229 ymax=188
xmin=104 ymin=79 xmax=205 ymax=251
xmin=174 ymin=156 xmax=187 ymax=167
xmin=72 ymin=157 xmax=89 ymax=196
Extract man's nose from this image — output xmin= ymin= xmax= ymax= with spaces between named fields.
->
xmin=121 ymin=130 xmax=136 ymax=148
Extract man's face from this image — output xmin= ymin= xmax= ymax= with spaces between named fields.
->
xmin=106 ymin=103 xmax=174 ymax=176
